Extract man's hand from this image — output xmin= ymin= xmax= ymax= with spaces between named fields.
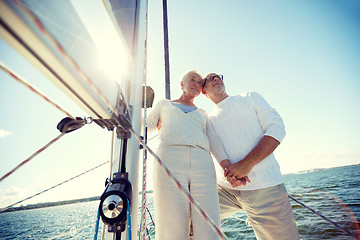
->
xmin=225 ymin=136 xmax=281 ymax=180
xmin=224 ymin=160 xmax=253 ymax=180
xmin=222 ymin=159 xmax=251 ymax=187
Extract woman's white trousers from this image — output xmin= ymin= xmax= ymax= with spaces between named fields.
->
xmin=153 ymin=145 xmax=221 ymax=240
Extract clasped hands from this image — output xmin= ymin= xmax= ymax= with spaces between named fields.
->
xmin=221 ymin=159 xmax=252 ymax=187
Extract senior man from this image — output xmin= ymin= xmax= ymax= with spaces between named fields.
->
xmin=202 ymin=73 xmax=299 ymax=240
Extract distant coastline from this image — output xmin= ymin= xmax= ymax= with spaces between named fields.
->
xmin=1 ymin=190 xmax=154 ymax=213
xmin=283 ymin=163 xmax=360 ymax=175
xmin=1 ymin=196 xmax=100 ymax=213
xmin=2 ymin=165 xmax=359 ymax=213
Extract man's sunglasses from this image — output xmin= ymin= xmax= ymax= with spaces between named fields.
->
xmin=202 ymin=74 xmax=223 ymax=88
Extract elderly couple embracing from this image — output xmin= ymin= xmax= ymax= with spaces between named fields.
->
xmin=147 ymin=70 xmax=300 ymax=240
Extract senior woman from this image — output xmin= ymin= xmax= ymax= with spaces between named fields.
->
xmin=147 ymin=70 xmax=229 ymax=240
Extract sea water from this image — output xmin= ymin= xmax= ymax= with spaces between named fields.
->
xmin=0 ymin=164 xmax=359 ymax=239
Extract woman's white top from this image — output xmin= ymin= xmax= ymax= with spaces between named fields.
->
xmin=147 ymin=99 xmax=228 ymax=163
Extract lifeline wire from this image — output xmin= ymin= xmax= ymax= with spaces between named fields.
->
xmin=0 ymin=132 xmax=66 ymax=184
xmin=0 ymin=61 xmax=75 ymax=119
xmin=0 ymin=161 xmax=109 ymax=213
xmin=289 ymin=195 xmax=357 ymax=238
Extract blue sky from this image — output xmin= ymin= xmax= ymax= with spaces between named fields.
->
xmin=1 ymin=0 xmax=360 ymax=207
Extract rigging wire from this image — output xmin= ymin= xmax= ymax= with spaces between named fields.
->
xmin=0 ymin=61 xmax=80 ymax=183
xmin=288 ymin=195 xmax=358 ymax=239
xmin=0 ymin=132 xmax=66 ymax=183
xmin=0 ymin=61 xmax=75 ymax=119
xmin=0 ymin=161 xmax=108 ymax=213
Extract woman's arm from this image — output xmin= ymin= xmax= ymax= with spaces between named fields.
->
xmin=146 ymin=100 xmax=163 ymax=133
xmin=205 ymin=113 xmax=229 ymax=163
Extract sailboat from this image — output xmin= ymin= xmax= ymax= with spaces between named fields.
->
xmin=1 ymin=1 xmax=359 ymax=239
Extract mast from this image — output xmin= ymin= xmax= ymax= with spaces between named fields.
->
xmin=162 ymin=0 xmax=171 ymax=100
xmin=102 ymin=0 xmax=147 ymax=239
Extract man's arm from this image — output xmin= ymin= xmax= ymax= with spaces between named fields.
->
xmin=224 ymin=135 xmax=280 ymax=179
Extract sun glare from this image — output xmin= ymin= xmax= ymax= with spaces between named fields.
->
xmin=71 ymin=0 xmax=129 ymax=82
xmin=96 ymin=41 xmax=129 ymax=81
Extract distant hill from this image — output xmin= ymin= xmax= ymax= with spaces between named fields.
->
xmin=1 ymin=190 xmax=154 ymax=213
xmin=1 ymin=196 xmax=100 ymax=213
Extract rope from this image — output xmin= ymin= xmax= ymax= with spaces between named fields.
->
xmin=139 ymin=126 xmax=148 ymax=240
xmin=0 ymin=161 xmax=108 ymax=213
xmin=139 ymin=128 xmax=148 ymax=238
xmin=0 ymin=61 xmax=74 ymax=119
xmin=288 ymin=195 xmax=357 ymax=238
xmin=0 ymin=132 xmax=66 ymax=183
xmin=128 ymin=127 xmax=227 ymax=240
xmin=139 ymin=0 xmax=149 ymax=238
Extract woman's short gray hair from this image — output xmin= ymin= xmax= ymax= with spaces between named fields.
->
xmin=181 ymin=70 xmax=202 ymax=83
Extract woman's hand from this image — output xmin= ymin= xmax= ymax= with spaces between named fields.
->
xmin=226 ymin=175 xmax=250 ymax=187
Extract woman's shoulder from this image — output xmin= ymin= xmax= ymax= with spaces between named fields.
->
xmin=153 ymin=98 xmax=171 ymax=107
